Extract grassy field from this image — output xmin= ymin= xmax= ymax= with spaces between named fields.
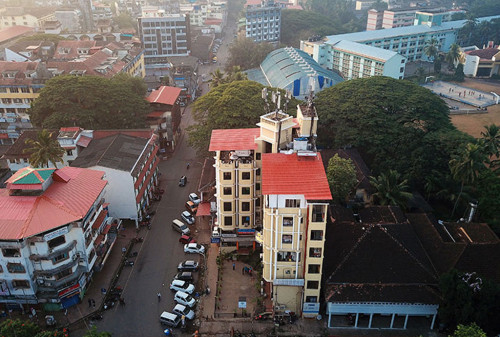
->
xmin=449 ymin=78 xmax=500 ymax=137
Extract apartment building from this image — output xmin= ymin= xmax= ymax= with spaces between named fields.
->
xmin=0 ymin=7 xmax=56 ymax=31
xmin=302 ymin=15 xmax=500 ymax=70
xmin=260 ymin=103 xmax=331 ymax=317
xmin=180 ymin=2 xmax=227 ymax=28
xmin=245 ymin=0 xmax=281 ymax=44
xmin=138 ymin=9 xmax=191 ymax=66
xmin=0 ymin=166 xmax=109 ymax=310
xmin=367 ymin=8 xmax=465 ymax=31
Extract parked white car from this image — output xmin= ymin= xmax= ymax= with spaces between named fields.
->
xmin=189 ymin=193 xmax=201 ymax=205
xmin=181 ymin=211 xmax=195 ymax=225
xmin=169 ymin=279 xmax=195 ymax=294
xmin=174 ymin=291 xmax=196 ymax=307
xmin=184 ymin=243 xmax=205 ymax=255
xmin=173 ymin=303 xmax=195 ymax=320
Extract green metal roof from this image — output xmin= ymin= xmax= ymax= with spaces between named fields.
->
xmin=12 ymin=168 xmax=55 ymax=185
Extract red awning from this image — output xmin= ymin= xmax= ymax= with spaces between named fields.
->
xmin=196 ymin=202 xmax=211 ymax=216
xmin=102 ymin=224 xmax=111 ymax=235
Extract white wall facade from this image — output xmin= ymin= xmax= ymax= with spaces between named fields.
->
xmin=383 ymin=54 xmax=406 ymax=79
xmin=463 ymin=54 xmax=480 ymax=76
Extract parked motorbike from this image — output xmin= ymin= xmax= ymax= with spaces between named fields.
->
xmin=90 ymin=314 xmax=103 ymax=321
xmin=127 ymin=251 xmax=138 ymax=258
xmin=133 ymin=237 xmax=144 ymax=243
xmin=103 ymin=300 xmax=115 ymax=310
xmin=124 ymin=260 xmax=134 ymax=267
xmin=254 ymin=312 xmax=272 ymax=321
xmin=284 ymin=311 xmax=297 ymax=324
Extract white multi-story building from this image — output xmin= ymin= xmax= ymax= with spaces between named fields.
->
xmin=0 ymin=166 xmax=109 ymax=310
xmin=245 ymin=0 xmax=281 ymax=44
xmin=138 ymin=9 xmax=191 ymax=66
xmin=54 ymin=9 xmax=82 ymax=33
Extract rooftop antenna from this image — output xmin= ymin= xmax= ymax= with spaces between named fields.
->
xmin=262 ymin=88 xmax=270 ymax=113
xmin=283 ymin=89 xmax=291 ymax=114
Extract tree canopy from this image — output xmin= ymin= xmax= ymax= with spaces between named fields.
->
xmin=227 ymin=38 xmax=275 ymax=70
xmin=187 ymin=80 xmax=300 ymax=155
xmin=314 ymin=77 xmax=465 ymax=188
xmin=29 ymin=74 xmax=150 ymax=130
xmin=326 ymin=154 xmax=358 ymax=203
xmin=24 ymin=129 xmax=65 ymax=168
xmin=451 ymin=323 xmax=487 ymax=337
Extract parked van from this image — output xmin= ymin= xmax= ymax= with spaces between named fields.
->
xmin=172 ymin=219 xmax=190 ymax=235
xmin=159 ymin=311 xmax=181 ymax=327
xmin=174 ymin=291 xmax=196 ymax=308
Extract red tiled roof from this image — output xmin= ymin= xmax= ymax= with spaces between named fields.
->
xmin=209 ymin=128 xmax=260 ymax=151
xmin=466 ymin=48 xmax=500 ymax=60
xmin=60 ymin=127 xmax=81 ymax=133
xmin=205 ymin=18 xmax=222 ymax=25
xmin=0 ymin=26 xmax=33 ymax=44
xmin=147 ymin=86 xmax=182 ymax=105
xmin=262 ymin=152 xmax=332 ymax=200
xmin=76 ymin=135 xmax=92 ymax=148
xmin=196 ymin=202 xmax=211 ymax=216
xmin=0 ymin=166 xmax=107 ymax=240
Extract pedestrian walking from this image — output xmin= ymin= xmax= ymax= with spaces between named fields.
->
xmin=242 ymin=267 xmax=245 ymax=275
xmin=88 ymin=299 xmax=92 ymax=308
xmin=157 ymin=292 xmax=162 ymax=301
xmin=119 ymin=297 xmax=126 ymax=306
xmin=232 ymin=262 xmax=235 ymax=270
xmin=186 ymin=162 xmax=190 ymax=170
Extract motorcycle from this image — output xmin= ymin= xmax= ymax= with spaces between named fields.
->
xmin=103 ymin=300 xmax=115 ymax=310
xmin=90 ymin=314 xmax=103 ymax=321
xmin=127 ymin=252 xmax=138 ymax=258
xmin=133 ymin=237 xmax=144 ymax=243
xmin=254 ymin=312 xmax=272 ymax=321
xmin=124 ymin=260 xmax=134 ymax=267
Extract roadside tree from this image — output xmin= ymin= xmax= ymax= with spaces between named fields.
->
xmin=28 ymin=74 xmax=150 ymax=129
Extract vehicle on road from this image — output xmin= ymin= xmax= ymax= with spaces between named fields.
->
xmin=179 ymin=176 xmax=187 ymax=187
xmin=173 ymin=304 xmax=195 ymax=320
xmin=184 ymin=243 xmax=205 ymax=255
xmin=170 ymin=280 xmax=195 ymax=294
xmin=174 ymin=291 xmax=196 ymax=308
xmin=172 ymin=219 xmax=190 ymax=235
xmin=159 ymin=311 xmax=181 ymax=327
xmin=189 ymin=193 xmax=201 ymax=205
xmin=181 ymin=211 xmax=195 ymax=225
xmin=185 ymin=201 xmax=198 ymax=214
xmin=177 ymin=260 xmax=199 ymax=272
xmin=174 ymin=272 xmax=194 ymax=282
xmin=179 ymin=235 xmax=196 ymax=244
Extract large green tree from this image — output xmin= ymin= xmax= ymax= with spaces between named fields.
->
xmin=24 ymin=129 xmax=65 ymax=168
xmin=424 ymin=38 xmax=439 ymax=62
xmin=29 ymin=74 xmax=150 ymax=129
xmin=0 ymin=319 xmax=41 ymax=337
xmin=451 ymin=323 xmax=486 ymax=337
xmin=227 ymin=38 xmax=275 ymax=70
xmin=314 ymin=77 xmax=460 ymax=188
xmin=326 ymin=154 xmax=358 ymax=203
xmin=187 ymin=80 xmax=300 ymax=155
xmin=439 ymin=269 xmax=500 ymax=335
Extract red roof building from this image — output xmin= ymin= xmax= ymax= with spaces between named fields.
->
xmin=209 ymin=128 xmax=260 ymax=151
xmin=262 ymin=152 xmax=332 ymax=200
xmin=147 ymin=86 xmax=182 ymax=105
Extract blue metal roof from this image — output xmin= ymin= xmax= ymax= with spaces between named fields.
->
xmin=259 ymin=47 xmax=344 ymax=89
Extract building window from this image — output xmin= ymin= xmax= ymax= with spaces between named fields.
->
xmin=309 ymin=247 xmax=322 ymax=258
xmin=52 ymin=252 xmax=69 ymax=264
xmin=400 ymin=67 xmax=404 ymax=72
xmin=223 ymin=187 xmax=232 ymax=195
xmin=242 ymin=172 xmax=250 ymax=180
xmin=308 ymin=264 xmax=320 ymax=274
xmin=256 ymin=168 xmax=261 ymax=176
xmin=283 ymin=217 xmax=293 ymax=226
xmin=312 ymin=205 xmax=325 ymax=222
xmin=310 ymin=230 xmax=323 ymax=241
xmin=12 ymin=280 xmax=30 ymax=288
xmin=285 ymin=199 xmax=300 ymax=208
xmin=2 ymin=248 xmax=20 ymax=257
xmin=307 ymin=280 xmax=319 ymax=289
xmin=256 ymin=198 xmax=260 ymax=207
xmin=7 ymin=263 xmax=25 ymax=273
xmin=241 ymin=187 xmax=250 ymax=195
xmin=256 ymin=153 xmax=261 ymax=160
xmin=223 ymin=202 xmax=232 ymax=212
xmin=223 ymin=172 xmax=231 ymax=180
xmin=48 ymin=235 xmax=66 ymax=249
xmin=242 ymin=202 xmax=250 ymax=212
xmin=305 ymin=296 xmax=317 ymax=303
xmin=282 ymin=234 xmax=292 ymax=244
xmin=256 ymin=183 xmax=260 ymax=190
xmin=54 ymin=268 xmax=72 ymax=280
xmin=224 ymin=216 xmax=233 ymax=226
xmin=277 ymin=251 xmax=298 ymax=262
xmin=66 ymin=149 xmax=73 ymax=156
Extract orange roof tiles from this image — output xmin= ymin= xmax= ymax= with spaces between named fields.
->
xmin=0 ymin=166 xmax=107 ymax=240
xmin=262 ymin=152 xmax=332 ymax=200
xmin=147 ymin=86 xmax=182 ymax=105
xmin=209 ymin=128 xmax=260 ymax=151
xmin=0 ymin=26 xmax=33 ymax=44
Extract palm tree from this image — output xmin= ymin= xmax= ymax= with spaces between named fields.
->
xmin=424 ymin=38 xmax=439 ymax=62
xmin=369 ymin=170 xmax=413 ymax=210
xmin=445 ymin=43 xmax=461 ymax=70
xmin=449 ymin=143 xmax=487 ymax=217
xmin=209 ymin=69 xmax=225 ymax=88
xmin=226 ymin=66 xmax=248 ymax=82
xmin=24 ymin=129 xmax=65 ymax=168
xmin=480 ymin=124 xmax=500 ymax=170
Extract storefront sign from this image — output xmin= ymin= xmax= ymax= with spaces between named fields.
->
xmin=303 ymin=302 xmax=320 ymax=314
xmin=44 ymin=227 xmax=69 ymax=241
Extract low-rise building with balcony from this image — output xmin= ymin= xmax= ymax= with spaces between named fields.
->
xmin=0 ymin=166 xmax=109 ymax=310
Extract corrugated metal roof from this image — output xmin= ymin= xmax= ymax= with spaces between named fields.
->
xmin=0 ymin=166 xmax=107 ymax=240
xmin=333 ymin=40 xmax=399 ymax=61
xmin=8 ymin=168 xmax=55 ymax=185
xmin=260 ymin=47 xmax=344 ymax=90
xmin=262 ymin=152 xmax=332 ymax=200
xmin=76 ymin=135 xmax=92 ymax=148
xmin=147 ymin=86 xmax=182 ymax=105
xmin=209 ymin=128 xmax=260 ymax=152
